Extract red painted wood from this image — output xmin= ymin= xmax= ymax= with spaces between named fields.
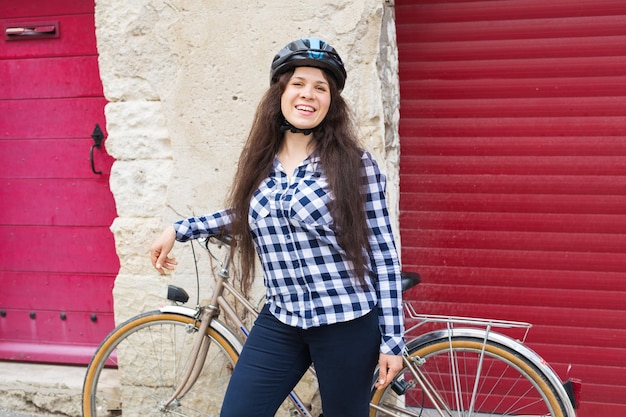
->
xmin=397 ymin=1 xmax=626 ymax=414
xmin=0 ymin=56 xmax=103 ymax=99
xmin=0 ymin=140 xmax=114 ymax=179
xmin=1 ymin=272 xmax=114 ymax=312
xmin=0 ymin=310 xmax=113 ymax=345
xmin=0 ymin=98 xmax=108 ymax=139
xmin=0 ymin=14 xmax=97 ymax=59
xmin=1 ymin=179 xmax=116 ymax=225
xmin=1 ymin=225 xmax=119 ymax=273
xmin=0 ymin=0 xmax=93 ymax=19
xmin=0 ymin=341 xmax=104 ymax=365
xmin=0 ymin=0 xmax=117 ymax=364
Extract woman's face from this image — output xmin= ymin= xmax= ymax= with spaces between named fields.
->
xmin=281 ymin=66 xmax=331 ymax=132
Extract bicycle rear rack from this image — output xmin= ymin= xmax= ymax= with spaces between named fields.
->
xmin=404 ymin=302 xmax=533 ymax=343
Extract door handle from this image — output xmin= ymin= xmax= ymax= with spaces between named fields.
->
xmin=90 ymin=124 xmax=104 ymax=175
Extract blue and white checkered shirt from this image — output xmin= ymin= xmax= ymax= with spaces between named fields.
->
xmin=173 ymin=150 xmax=404 ymax=355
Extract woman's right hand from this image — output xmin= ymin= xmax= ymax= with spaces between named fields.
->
xmin=149 ymin=225 xmax=178 ymax=274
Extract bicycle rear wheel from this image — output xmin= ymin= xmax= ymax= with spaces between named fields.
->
xmin=82 ymin=311 xmax=240 ymax=417
xmin=370 ymin=335 xmax=571 ymax=417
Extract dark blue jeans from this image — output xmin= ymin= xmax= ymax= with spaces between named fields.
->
xmin=220 ymin=304 xmax=380 ymax=417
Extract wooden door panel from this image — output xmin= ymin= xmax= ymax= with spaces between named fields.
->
xmin=0 ymin=56 xmax=103 ymax=100
xmin=0 ymin=140 xmax=114 ymax=179
xmin=0 ymin=310 xmax=113 ymax=345
xmin=0 ymin=98 xmax=107 ymax=139
xmin=1 ymin=179 xmax=116 ymax=225
xmin=1 ymin=271 xmax=114 ymax=312
xmin=1 ymin=225 xmax=119 ymax=273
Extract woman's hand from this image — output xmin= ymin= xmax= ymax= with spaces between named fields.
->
xmin=375 ymin=353 xmax=403 ymax=389
xmin=149 ymin=225 xmax=178 ymax=274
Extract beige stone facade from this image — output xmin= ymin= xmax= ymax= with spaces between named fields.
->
xmin=95 ymin=0 xmax=401 ymax=322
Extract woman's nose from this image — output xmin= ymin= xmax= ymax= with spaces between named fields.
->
xmin=300 ymin=86 xmax=313 ymax=99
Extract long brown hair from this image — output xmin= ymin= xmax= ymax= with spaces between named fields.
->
xmin=226 ymin=69 xmax=370 ymax=296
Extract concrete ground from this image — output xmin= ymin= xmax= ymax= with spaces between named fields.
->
xmin=0 ymin=361 xmax=84 ymax=417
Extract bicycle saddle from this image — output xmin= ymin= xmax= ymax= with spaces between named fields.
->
xmin=401 ymin=271 xmax=421 ymax=293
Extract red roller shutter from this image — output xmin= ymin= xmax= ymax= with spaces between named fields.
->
xmin=396 ymin=1 xmax=626 ymax=415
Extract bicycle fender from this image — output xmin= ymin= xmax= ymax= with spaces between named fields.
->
xmin=406 ymin=328 xmax=577 ymax=417
xmin=159 ymin=305 xmax=245 ymax=354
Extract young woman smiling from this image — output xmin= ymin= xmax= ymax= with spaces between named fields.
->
xmin=150 ymin=38 xmax=404 ymax=417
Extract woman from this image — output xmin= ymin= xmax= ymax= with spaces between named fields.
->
xmin=150 ymin=38 xmax=404 ymax=417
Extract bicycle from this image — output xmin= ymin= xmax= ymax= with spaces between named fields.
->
xmin=82 ymin=235 xmax=580 ymax=417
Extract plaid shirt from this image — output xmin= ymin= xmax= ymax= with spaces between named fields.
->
xmin=174 ymin=150 xmax=404 ymax=355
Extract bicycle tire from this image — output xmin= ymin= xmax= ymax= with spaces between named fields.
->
xmin=370 ymin=335 xmax=571 ymax=417
xmin=82 ymin=310 xmax=240 ymax=417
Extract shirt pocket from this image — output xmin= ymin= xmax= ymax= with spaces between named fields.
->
xmin=249 ymin=190 xmax=272 ymax=224
xmin=289 ymin=179 xmax=334 ymax=226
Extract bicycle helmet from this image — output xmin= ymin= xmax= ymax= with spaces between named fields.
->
xmin=270 ymin=37 xmax=347 ymax=91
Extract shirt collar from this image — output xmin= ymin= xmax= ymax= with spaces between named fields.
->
xmin=272 ymin=151 xmax=321 ymax=177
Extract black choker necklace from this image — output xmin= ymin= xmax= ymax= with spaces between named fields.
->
xmin=280 ymin=119 xmax=314 ymax=136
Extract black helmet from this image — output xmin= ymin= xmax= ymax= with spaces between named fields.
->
xmin=270 ymin=38 xmax=347 ymax=91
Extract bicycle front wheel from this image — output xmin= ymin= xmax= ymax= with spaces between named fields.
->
xmin=370 ymin=335 xmax=571 ymax=417
xmin=82 ymin=311 xmax=240 ymax=417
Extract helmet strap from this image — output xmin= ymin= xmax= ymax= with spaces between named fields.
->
xmin=280 ymin=119 xmax=315 ymax=136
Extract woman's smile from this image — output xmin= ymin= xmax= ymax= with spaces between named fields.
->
xmin=295 ymin=104 xmax=316 ymax=114
xmin=281 ymin=66 xmax=331 ymax=132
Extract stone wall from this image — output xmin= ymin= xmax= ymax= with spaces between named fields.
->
xmin=95 ymin=0 xmax=401 ymax=322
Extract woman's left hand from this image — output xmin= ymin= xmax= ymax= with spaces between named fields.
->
xmin=375 ymin=353 xmax=403 ymax=389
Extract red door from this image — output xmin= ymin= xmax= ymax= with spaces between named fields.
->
xmin=0 ymin=0 xmax=118 ymax=364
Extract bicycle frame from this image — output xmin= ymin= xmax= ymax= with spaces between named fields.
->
xmin=158 ymin=238 xmax=317 ymax=416
xmin=154 ymin=237 xmax=577 ymax=417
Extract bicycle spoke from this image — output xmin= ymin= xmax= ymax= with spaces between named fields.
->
xmin=83 ymin=312 xmax=239 ymax=417
xmin=370 ymin=337 xmax=569 ymax=417
xmin=370 ymin=401 xmax=424 ymax=417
